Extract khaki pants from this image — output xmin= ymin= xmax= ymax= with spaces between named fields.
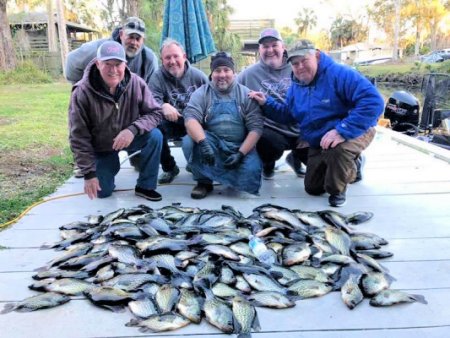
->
xmin=304 ymin=128 xmax=376 ymax=196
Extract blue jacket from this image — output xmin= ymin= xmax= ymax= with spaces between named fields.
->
xmin=264 ymin=52 xmax=384 ymax=147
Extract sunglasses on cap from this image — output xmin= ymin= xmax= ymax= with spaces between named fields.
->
xmin=211 ymin=52 xmax=232 ymax=60
xmin=125 ymin=22 xmax=145 ymax=33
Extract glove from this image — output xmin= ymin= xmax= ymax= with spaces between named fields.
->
xmin=198 ymin=139 xmax=215 ymax=166
xmin=223 ymin=151 xmax=244 ymax=169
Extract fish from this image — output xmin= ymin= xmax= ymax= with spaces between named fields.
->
xmin=287 ymin=279 xmax=332 ymax=299
xmin=360 ymin=272 xmax=393 ymax=296
xmin=341 ymin=274 xmax=364 ymax=309
xmin=247 ymin=291 xmax=295 ymax=309
xmin=282 ymin=243 xmax=311 ymax=266
xmin=325 ymin=226 xmax=352 ymax=256
xmin=128 ymin=295 xmax=159 ymax=318
xmin=1 ymin=292 xmax=70 ymax=313
xmin=103 ymin=273 xmax=168 ymax=291
xmin=369 ymin=289 xmax=428 ymax=306
xmin=212 ymin=282 xmax=241 ymax=298
xmin=155 ymin=284 xmax=180 ymax=314
xmin=126 ymin=313 xmax=190 ymax=332
xmin=203 ymin=294 xmax=235 ymax=333
xmin=176 ymin=289 xmax=202 ymax=323
xmin=30 ymin=278 xmax=92 ymax=296
xmin=232 ymin=296 xmax=261 ymax=337
xmin=243 ymin=273 xmax=286 ymax=294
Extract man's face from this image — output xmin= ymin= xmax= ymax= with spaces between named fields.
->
xmin=259 ymin=38 xmax=285 ymax=69
xmin=119 ymin=31 xmax=144 ymax=58
xmin=211 ymin=66 xmax=234 ymax=91
xmin=161 ymin=43 xmax=187 ymax=78
xmin=95 ymin=59 xmax=126 ymax=89
xmin=290 ymin=51 xmax=319 ymax=85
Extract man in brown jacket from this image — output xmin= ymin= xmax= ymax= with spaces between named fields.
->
xmin=69 ymin=41 xmax=164 ymax=201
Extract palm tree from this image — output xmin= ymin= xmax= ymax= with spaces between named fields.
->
xmin=294 ymin=7 xmax=317 ymax=37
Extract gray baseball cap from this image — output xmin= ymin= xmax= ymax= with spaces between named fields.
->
xmin=96 ymin=41 xmax=127 ymax=63
xmin=287 ymin=39 xmax=316 ymax=62
xmin=258 ymin=28 xmax=283 ymax=44
xmin=123 ymin=17 xmax=146 ymax=37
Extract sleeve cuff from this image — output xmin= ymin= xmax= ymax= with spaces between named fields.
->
xmin=84 ymin=171 xmax=96 ymax=180
xmin=128 ymin=125 xmax=139 ymax=135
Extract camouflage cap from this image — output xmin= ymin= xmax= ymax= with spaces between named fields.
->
xmin=287 ymin=39 xmax=316 ymax=62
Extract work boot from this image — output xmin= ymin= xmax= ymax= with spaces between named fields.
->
xmin=158 ymin=165 xmax=180 ymax=184
xmin=262 ymin=162 xmax=275 ymax=180
xmin=135 ymin=186 xmax=162 ymax=201
xmin=286 ymin=152 xmax=306 ymax=177
xmin=328 ymin=191 xmax=346 ymax=207
xmin=353 ymin=154 xmax=366 ymax=183
xmin=191 ymin=182 xmax=214 ymax=199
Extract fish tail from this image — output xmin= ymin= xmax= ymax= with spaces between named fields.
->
xmin=237 ymin=333 xmax=252 ymax=338
xmin=410 ymin=294 xmax=428 ymax=304
xmin=0 ymin=303 xmax=16 ymax=314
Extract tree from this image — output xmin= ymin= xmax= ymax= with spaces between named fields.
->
xmin=330 ymin=16 xmax=368 ymax=49
xmin=294 ymin=7 xmax=317 ymax=37
xmin=0 ymin=0 xmax=17 ymax=71
xmin=56 ymin=0 xmax=68 ymax=76
xmin=204 ymin=0 xmax=243 ymax=67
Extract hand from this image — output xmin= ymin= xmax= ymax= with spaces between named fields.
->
xmin=112 ymin=129 xmax=134 ymax=151
xmin=248 ymin=91 xmax=267 ymax=106
xmin=162 ymin=103 xmax=182 ymax=122
xmin=223 ymin=151 xmax=244 ymax=169
xmin=320 ymin=129 xmax=345 ymax=149
xmin=198 ymin=139 xmax=215 ymax=166
xmin=84 ymin=177 xmax=101 ymax=200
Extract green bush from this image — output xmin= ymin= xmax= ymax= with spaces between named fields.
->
xmin=0 ymin=61 xmax=52 ymax=85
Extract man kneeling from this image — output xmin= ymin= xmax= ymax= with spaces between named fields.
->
xmin=182 ymin=52 xmax=264 ymax=199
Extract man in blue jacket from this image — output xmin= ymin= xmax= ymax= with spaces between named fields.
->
xmin=250 ymin=40 xmax=384 ymax=207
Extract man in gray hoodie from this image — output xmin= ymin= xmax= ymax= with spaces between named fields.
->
xmin=150 ymin=39 xmax=208 ymax=184
xmin=238 ymin=28 xmax=308 ymax=180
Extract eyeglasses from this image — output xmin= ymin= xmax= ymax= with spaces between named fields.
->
xmin=211 ymin=52 xmax=232 ymax=60
xmin=125 ymin=22 xmax=145 ymax=33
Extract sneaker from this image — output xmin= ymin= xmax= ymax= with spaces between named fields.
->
xmin=286 ymin=152 xmax=306 ymax=177
xmin=328 ymin=192 xmax=346 ymax=207
xmin=129 ymin=155 xmax=141 ymax=171
xmin=185 ymin=164 xmax=192 ymax=173
xmin=262 ymin=163 xmax=275 ymax=180
xmin=73 ymin=166 xmax=84 ymax=178
xmin=135 ymin=186 xmax=162 ymax=201
xmin=158 ymin=165 xmax=180 ymax=184
xmin=353 ymin=154 xmax=366 ymax=183
xmin=191 ymin=182 xmax=214 ymax=199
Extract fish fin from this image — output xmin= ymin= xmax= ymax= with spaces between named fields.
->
xmin=252 ymin=310 xmax=261 ymax=331
xmin=0 ymin=303 xmax=16 ymax=314
xmin=410 ymin=294 xmax=428 ymax=305
xmin=237 ymin=334 xmax=251 ymax=338
xmin=125 ymin=318 xmax=140 ymax=327
xmin=33 ymin=265 xmax=49 ymax=272
xmin=101 ymin=304 xmax=125 ymax=313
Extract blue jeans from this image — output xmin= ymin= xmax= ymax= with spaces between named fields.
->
xmin=95 ymin=129 xmax=162 ymax=198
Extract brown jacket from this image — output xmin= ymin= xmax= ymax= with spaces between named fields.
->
xmin=68 ymin=59 xmax=162 ymax=176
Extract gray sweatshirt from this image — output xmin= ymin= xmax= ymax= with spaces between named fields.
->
xmin=65 ymin=31 xmax=158 ymax=85
xmin=149 ymin=61 xmax=208 ymax=112
xmin=237 ymin=60 xmax=300 ymax=138
xmin=184 ymin=80 xmax=263 ymax=134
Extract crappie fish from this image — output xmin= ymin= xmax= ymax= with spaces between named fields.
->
xmin=128 ymin=295 xmax=159 ymax=318
xmin=126 ymin=313 xmax=190 ymax=332
xmin=176 ymin=289 xmax=202 ymax=323
xmin=232 ymin=296 xmax=261 ymax=337
xmin=341 ymin=274 xmax=364 ymax=310
xmin=247 ymin=291 xmax=295 ymax=309
xmin=1 ymin=292 xmax=70 ymax=313
xmin=369 ymin=289 xmax=427 ymax=306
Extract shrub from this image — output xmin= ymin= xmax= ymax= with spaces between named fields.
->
xmin=0 ymin=61 xmax=52 ymax=85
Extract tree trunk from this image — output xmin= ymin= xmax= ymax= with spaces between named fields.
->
xmin=414 ymin=21 xmax=420 ymax=56
xmin=392 ymin=0 xmax=401 ymax=61
xmin=128 ymin=0 xmax=139 ymax=17
xmin=47 ymin=0 xmax=58 ymax=52
xmin=56 ymin=0 xmax=69 ymax=77
xmin=0 ymin=0 xmax=17 ymax=71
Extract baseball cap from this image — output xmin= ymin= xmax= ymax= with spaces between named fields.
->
xmin=123 ymin=17 xmax=146 ymax=37
xmin=96 ymin=41 xmax=127 ymax=62
xmin=258 ymin=28 xmax=283 ymax=44
xmin=287 ymin=39 xmax=316 ymax=63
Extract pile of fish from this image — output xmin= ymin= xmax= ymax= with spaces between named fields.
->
xmin=1 ymin=204 xmax=427 ymax=335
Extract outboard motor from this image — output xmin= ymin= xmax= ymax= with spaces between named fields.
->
xmin=384 ymin=90 xmax=420 ymax=136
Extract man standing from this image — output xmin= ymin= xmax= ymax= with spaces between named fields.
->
xmin=69 ymin=41 xmax=163 ymax=201
xmin=150 ymin=39 xmax=208 ymax=184
xmin=250 ymin=40 xmax=384 ymax=207
xmin=183 ymin=52 xmax=263 ymax=199
xmin=238 ymin=28 xmax=308 ymax=180
xmin=66 ymin=17 xmax=158 ymax=85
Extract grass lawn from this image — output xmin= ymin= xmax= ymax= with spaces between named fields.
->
xmin=0 ymin=82 xmax=73 ymax=225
